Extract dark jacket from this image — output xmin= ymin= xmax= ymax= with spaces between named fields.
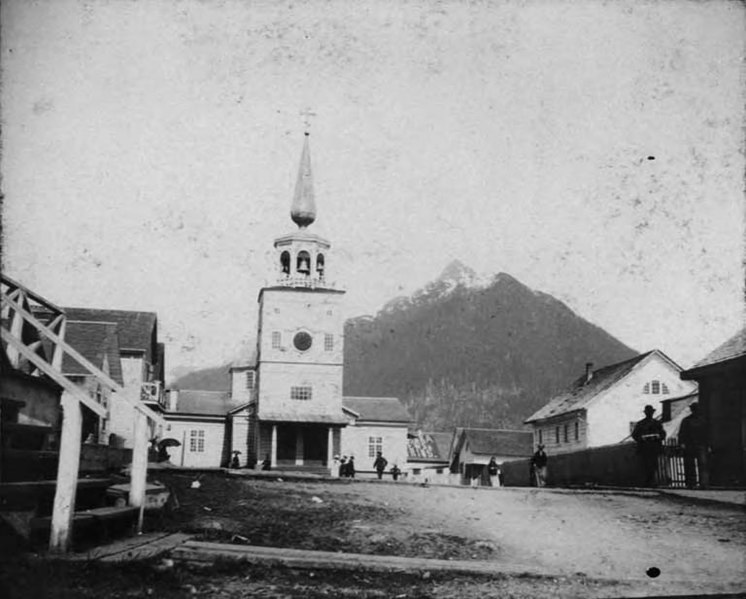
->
xmin=632 ymin=417 xmax=666 ymax=452
xmin=678 ymin=414 xmax=706 ymax=449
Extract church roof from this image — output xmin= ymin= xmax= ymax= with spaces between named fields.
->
xmin=342 ymin=396 xmax=411 ymax=423
xmin=169 ymin=390 xmax=238 ymax=416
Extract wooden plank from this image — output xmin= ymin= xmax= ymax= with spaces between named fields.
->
xmin=49 ymin=395 xmax=83 ymax=553
xmin=1 ymin=274 xmax=65 ymax=314
xmin=1 ymin=329 xmax=107 ymax=418
xmin=129 ymin=410 xmax=148 ymax=533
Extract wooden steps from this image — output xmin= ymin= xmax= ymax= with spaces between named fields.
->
xmin=29 ymin=506 xmax=140 ymax=548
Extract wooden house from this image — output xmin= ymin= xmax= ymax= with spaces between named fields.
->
xmin=406 ymin=430 xmax=453 ymax=483
xmin=341 ymin=396 xmax=411 ymax=477
xmin=681 ymin=327 xmax=746 ymax=487
xmin=450 ymin=428 xmax=533 ymax=485
xmin=525 ymin=350 xmax=696 ymax=454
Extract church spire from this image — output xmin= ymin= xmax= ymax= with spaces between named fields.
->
xmin=291 ymin=133 xmax=316 ymax=228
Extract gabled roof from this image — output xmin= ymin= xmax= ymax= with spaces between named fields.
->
xmin=63 ymin=308 xmax=157 ymax=358
xmin=62 ymin=321 xmax=123 ymax=385
xmin=407 ymin=431 xmax=453 ymax=462
xmin=525 ymin=350 xmax=676 ymax=423
xmin=169 ymin=390 xmax=237 ymax=416
xmin=684 ymin=326 xmax=746 ymax=374
xmin=342 ymin=396 xmax=411 ymax=423
xmin=454 ymin=428 xmax=533 ymax=458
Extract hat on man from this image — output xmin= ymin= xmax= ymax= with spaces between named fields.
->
xmin=537 ymin=443 xmax=545 ymax=449
xmin=644 ymin=404 xmax=656 ymax=414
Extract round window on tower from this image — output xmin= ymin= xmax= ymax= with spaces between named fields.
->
xmin=293 ymin=331 xmax=313 ymax=352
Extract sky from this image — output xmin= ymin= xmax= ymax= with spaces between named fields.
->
xmin=2 ymin=0 xmax=744 ymax=379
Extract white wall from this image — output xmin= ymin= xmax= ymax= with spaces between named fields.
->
xmin=165 ymin=419 xmax=227 ymax=468
xmin=340 ymin=422 xmax=409 ymax=474
xmin=586 ymin=354 xmax=696 ymax=447
xmin=107 ymin=354 xmax=144 ymax=448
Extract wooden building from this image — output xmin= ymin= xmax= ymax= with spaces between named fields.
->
xmin=450 ymin=428 xmax=533 ymax=485
xmin=681 ymin=327 xmax=746 ymax=487
xmin=525 ymin=350 xmax=696 ymax=453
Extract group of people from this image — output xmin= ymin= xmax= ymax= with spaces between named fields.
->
xmin=526 ymin=402 xmax=709 ymax=489
xmin=337 ymin=455 xmax=356 ymax=477
xmin=632 ymin=402 xmax=708 ymax=489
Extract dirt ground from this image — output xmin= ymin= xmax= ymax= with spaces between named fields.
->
xmin=3 ymin=471 xmax=745 ymax=598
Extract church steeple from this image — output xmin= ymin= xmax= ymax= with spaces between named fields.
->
xmin=291 ymin=133 xmax=316 ymax=228
xmin=273 ymin=134 xmax=333 ymax=289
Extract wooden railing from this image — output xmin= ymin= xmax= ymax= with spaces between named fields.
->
xmin=1 ymin=274 xmax=165 ymax=552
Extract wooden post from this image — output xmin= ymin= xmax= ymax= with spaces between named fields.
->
xmin=271 ymin=424 xmax=277 ymax=468
xmin=327 ymin=427 xmax=334 ymax=475
xmin=50 ymin=394 xmax=83 ymax=552
xmin=129 ymin=409 xmax=148 ymax=533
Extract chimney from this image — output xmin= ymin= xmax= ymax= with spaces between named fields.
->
xmin=585 ymin=363 xmax=594 ymax=384
xmin=167 ymin=389 xmax=179 ymax=412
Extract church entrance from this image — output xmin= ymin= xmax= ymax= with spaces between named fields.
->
xmin=275 ymin=425 xmax=328 ymax=467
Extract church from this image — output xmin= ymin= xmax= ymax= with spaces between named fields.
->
xmin=167 ymin=135 xmax=410 ymax=474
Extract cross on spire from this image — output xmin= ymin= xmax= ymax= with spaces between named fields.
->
xmin=300 ymin=107 xmax=317 ymax=132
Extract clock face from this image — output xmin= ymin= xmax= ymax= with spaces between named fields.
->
xmin=293 ymin=331 xmax=313 ymax=351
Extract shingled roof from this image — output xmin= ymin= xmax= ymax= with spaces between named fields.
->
xmin=408 ymin=431 xmax=453 ymax=462
xmin=684 ymin=326 xmax=746 ymax=374
xmin=525 ymin=351 xmax=663 ymax=423
xmin=342 ymin=396 xmax=411 ymax=423
xmin=63 ymin=308 xmax=157 ymax=361
xmin=62 ymin=321 xmax=123 ymax=385
xmin=169 ymin=390 xmax=237 ymax=416
xmin=455 ymin=428 xmax=533 ymax=458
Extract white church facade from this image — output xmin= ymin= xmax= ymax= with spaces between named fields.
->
xmin=169 ymin=135 xmax=410 ymax=474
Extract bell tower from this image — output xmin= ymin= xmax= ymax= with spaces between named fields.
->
xmin=250 ymin=134 xmax=347 ymax=474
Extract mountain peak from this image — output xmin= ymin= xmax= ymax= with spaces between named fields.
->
xmin=437 ymin=260 xmax=477 ymax=285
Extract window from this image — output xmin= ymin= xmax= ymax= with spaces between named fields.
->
xmin=368 ymin=436 xmax=383 ymax=457
xmin=555 ymin=427 xmax=560 ymax=444
xmin=644 ymin=380 xmax=669 ymax=395
xmin=564 ymin=424 xmax=569 ymax=443
xmin=538 ymin=429 xmax=543 ymax=444
xmin=280 ymin=251 xmax=290 ymax=275
xmin=245 ymin=370 xmax=255 ymax=390
xmin=291 ymin=386 xmax=312 ymax=401
xmin=574 ymin=421 xmax=579 ymax=441
xmin=189 ymin=430 xmax=205 ymax=453
xmin=293 ymin=331 xmax=313 ymax=351
xmin=271 ymin=331 xmax=281 ymax=349
xmin=316 ymin=253 xmax=325 ymax=277
xmin=324 ymin=334 xmax=334 ymax=351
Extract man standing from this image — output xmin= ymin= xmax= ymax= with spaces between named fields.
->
xmin=632 ymin=404 xmax=666 ymax=486
xmin=487 ymin=457 xmax=500 ymax=487
xmin=531 ymin=444 xmax=548 ymax=487
xmin=678 ymin=402 xmax=709 ymax=489
xmin=373 ymin=451 xmax=388 ymax=479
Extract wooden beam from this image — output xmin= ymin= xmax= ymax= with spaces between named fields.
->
xmin=50 ymin=317 xmax=66 ymax=372
xmin=1 ymin=329 xmax=107 ymax=418
xmin=1 ymin=273 xmax=65 ymax=315
xmin=1 ymin=294 xmax=164 ymax=426
xmin=49 ymin=394 xmax=83 ymax=552
xmin=129 ymin=410 xmax=149 ymax=533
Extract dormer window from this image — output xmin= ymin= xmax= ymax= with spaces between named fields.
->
xmin=297 ymin=251 xmax=311 ymax=275
xmin=643 ymin=380 xmax=669 ymax=395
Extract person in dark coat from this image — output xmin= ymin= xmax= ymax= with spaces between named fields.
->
xmin=531 ymin=444 xmax=548 ymax=487
xmin=678 ymin=402 xmax=709 ymax=489
xmin=390 ymin=464 xmax=401 ymax=481
xmin=487 ymin=457 xmax=500 ymax=487
xmin=347 ymin=456 xmax=356 ymax=478
xmin=261 ymin=453 xmax=272 ymax=471
xmin=632 ymin=404 xmax=666 ymax=486
xmin=339 ymin=456 xmax=348 ymax=477
xmin=373 ymin=451 xmax=388 ymax=479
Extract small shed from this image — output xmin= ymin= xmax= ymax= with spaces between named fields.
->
xmin=450 ymin=428 xmax=533 ymax=485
